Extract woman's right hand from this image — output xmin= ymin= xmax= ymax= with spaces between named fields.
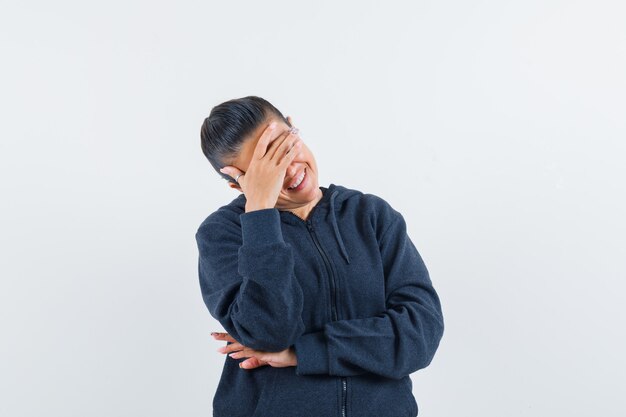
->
xmin=220 ymin=120 xmax=302 ymax=212
xmin=213 ymin=332 xmax=297 ymax=370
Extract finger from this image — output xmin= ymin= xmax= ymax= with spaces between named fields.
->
xmin=217 ymin=342 xmax=243 ymax=353
xmin=270 ymin=131 xmax=301 ymax=163
xmin=230 ymin=347 xmax=269 ymax=360
xmin=211 ymin=332 xmax=238 ymax=343
xmin=218 ymin=166 xmax=244 ymax=184
xmin=228 ymin=349 xmax=256 ymax=359
xmin=252 ymin=121 xmax=278 ymax=160
xmin=278 ymin=139 xmax=302 ymax=167
xmin=266 ymin=129 xmax=292 ymax=161
xmin=240 ymin=357 xmax=268 ymax=370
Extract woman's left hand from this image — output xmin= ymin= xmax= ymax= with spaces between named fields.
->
xmin=212 ymin=332 xmax=298 ymax=370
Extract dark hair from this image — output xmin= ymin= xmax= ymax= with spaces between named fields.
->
xmin=200 ymin=96 xmax=291 ymax=185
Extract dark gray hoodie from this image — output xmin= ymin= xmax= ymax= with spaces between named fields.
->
xmin=195 ymin=183 xmax=444 ymax=417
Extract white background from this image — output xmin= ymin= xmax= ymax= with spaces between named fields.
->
xmin=1 ymin=1 xmax=625 ymax=416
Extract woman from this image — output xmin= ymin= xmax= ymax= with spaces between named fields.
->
xmin=195 ymin=96 xmax=444 ymax=417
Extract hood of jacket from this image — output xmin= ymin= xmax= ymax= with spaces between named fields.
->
xmin=225 ymin=183 xmax=362 ymax=265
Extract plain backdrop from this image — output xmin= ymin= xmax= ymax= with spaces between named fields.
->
xmin=1 ymin=1 xmax=625 ymax=416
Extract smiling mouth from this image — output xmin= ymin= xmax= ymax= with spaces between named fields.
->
xmin=287 ymin=168 xmax=306 ymax=191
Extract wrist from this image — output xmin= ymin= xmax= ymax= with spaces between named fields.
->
xmin=245 ymin=203 xmax=274 ymax=212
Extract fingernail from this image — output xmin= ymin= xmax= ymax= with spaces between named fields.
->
xmin=239 ymin=362 xmax=243 ymax=368
xmin=269 ymin=122 xmax=276 ymax=129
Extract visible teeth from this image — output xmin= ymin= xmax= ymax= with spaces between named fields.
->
xmin=288 ymin=170 xmax=305 ymax=189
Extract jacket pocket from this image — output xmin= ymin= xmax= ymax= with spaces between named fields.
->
xmin=349 ymin=374 xmax=417 ymax=417
xmin=262 ymin=368 xmax=339 ymax=417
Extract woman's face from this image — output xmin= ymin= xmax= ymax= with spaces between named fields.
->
xmin=226 ymin=115 xmax=321 ymax=212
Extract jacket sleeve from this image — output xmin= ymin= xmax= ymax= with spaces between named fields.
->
xmin=195 ymin=208 xmax=305 ymax=352
xmin=293 ymin=208 xmax=444 ymax=380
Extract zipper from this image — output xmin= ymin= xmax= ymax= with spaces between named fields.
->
xmin=289 ymin=213 xmax=347 ymax=417
xmin=341 ymin=378 xmax=347 ymax=417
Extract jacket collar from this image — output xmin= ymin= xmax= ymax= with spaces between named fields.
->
xmin=234 ymin=183 xmax=355 ymax=265
xmin=278 ymin=183 xmax=353 ymax=265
